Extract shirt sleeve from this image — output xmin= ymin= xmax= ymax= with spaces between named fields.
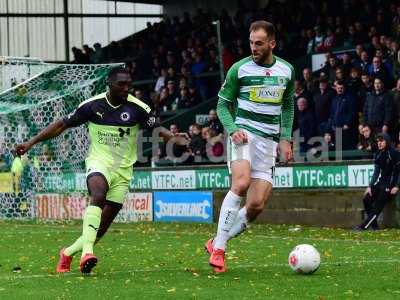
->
xmin=140 ymin=109 xmax=157 ymax=129
xmin=280 ymin=66 xmax=295 ymax=141
xmin=217 ymin=98 xmax=239 ymax=135
xmin=63 ymin=102 xmax=91 ymax=127
xmin=217 ymin=63 xmax=240 ymax=102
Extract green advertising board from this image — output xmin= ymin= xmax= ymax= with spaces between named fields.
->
xmin=41 ymin=163 xmax=375 ymax=192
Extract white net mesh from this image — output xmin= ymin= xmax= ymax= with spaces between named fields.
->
xmin=0 ymin=57 xmax=122 ymax=219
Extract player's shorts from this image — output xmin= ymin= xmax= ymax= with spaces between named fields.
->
xmin=227 ymin=128 xmax=277 ymax=184
xmin=85 ymin=159 xmax=133 ymax=204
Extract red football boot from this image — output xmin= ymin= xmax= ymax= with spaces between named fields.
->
xmin=209 ymin=248 xmax=227 ymax=273
xmin=204 ymin=238 xmax=214 ymax=255
xmin=79 ymin=253 xmax=98 ymax=274
xmin=56 ymin=248 xmax=73 ymax=273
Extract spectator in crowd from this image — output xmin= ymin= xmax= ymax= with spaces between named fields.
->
xmin=191 ymin=53 xmax=208 ymax=99
xmin=165 ymin=80 xmax=179 ymax=109
xmin=368 ymin=56 xmax=391 ymax=87
xmin=165 ymin=67 xmax=178 ymax=87
xmin=165 ymin=124 xmax=189 ymax=160
xmin=82 ymin=45 xmax=94 ymax=64
xmin=355 ymin=133 xmax=400 ymax=231
xmin=206 ymin=109 xmax=224 ymax=135
xmin=306 ymin=28 xmax=316 ymax=55
xmin=313 ymin=26 xmax=325 ymax=53
xmin=360 ymin=72 xmax=374 ymax=99
xmin=302 ymin=68 xmax=318 ymax=94
xmin=357 ymin=123 xmax=376 ymax=153
xmin=71 ymin=47 xmax=86 ymax=64
xmin=321 ymin=54 xmax=341 ymax=82
xmin=391 ymin=78 xmax=400 ymax=133
xmin=328 ymin=80 xmax=357 ymax=150
xmin=91 ymin=43 xmax=104 ymax=63
xmin=295 ymin=97 xmax=317 ymax=153
xmin=321 ymin=27 xmax=336 ymax=52
xmin=363 ymin=77 xmax=393 ymax=134
xmin=205 ymin=128 xmax=224 ymax=159
xmin=155 ymin=87 xmax=169 ymax=112
xmin=341 ymin=52 xmax=353 ymax=77
xmin=323 ymin=131 xmax=336 ymax=153
xmin=177 ymin=87 xmax=196 ymax=109
xmin=334 ymin=66 xmax=347 ymax=83
xmin=154 ymin=68 xmax=167 ymax=94
xmin=313 ymin=78 xmax=335 ymax=134
xmin=354 ymin=51 xmax=371 ymax=73
xmin=188 ymin=123 xmax=205 ymax=160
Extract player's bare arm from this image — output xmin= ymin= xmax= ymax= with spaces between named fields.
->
xmin=15 ymin=119 xmax=68 ymax=156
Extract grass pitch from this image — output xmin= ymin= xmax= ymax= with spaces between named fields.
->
xmin=1 ymin=222 xmax=400 ymax=299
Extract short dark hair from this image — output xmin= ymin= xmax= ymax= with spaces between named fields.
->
xmin=336 ymin=80 xmax=346 ymax=86
xmin=249 ymin=20 xmax=276 ymax=39
xmin=108 ymin=67 xmax=130 ymax=82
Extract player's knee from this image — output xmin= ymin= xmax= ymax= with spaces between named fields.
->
xmin=247 ymin=201 xmax=265 ymax=221
xmin=90 ymin=192 xmax=106 ymax=207
xmin=232 ymin=177 xmax=251 ymax=195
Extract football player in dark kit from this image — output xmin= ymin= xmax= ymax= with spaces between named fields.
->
xmin=355 ymin=133 xmax=400 ymax=230
xmin=15 ymin=67 xmax=186 ymax=274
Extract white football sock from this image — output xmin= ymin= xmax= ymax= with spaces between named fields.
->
xmin=228 ymin=207 xmax=248 ymax=240
xmin=213 ymin=191 xmax=243 ymax=250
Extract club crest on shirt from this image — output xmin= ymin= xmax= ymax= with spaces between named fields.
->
xmin=120 ymin=112 xmax=130 ymax=121
xmin=265 ymin=70 xmax=271 ymax=76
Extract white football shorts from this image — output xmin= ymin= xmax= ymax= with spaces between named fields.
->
xmin=227 ymin=128 xmax=278 ymax=184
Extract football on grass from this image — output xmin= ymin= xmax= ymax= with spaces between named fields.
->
xmin=288 ymin=244 xmax=321 ymax=274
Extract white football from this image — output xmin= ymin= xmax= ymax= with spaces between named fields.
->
xmin=288 ymin=244 xmax=321 ymax=274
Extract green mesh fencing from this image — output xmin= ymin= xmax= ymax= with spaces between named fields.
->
xmin=0 ymin=57 xmax=122 ymax=219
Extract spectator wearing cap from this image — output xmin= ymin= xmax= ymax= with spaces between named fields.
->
xmin=313 ymin=78 xmax=335 ymax=134
xmin=363 ymin=77 xmax=393 ymax=134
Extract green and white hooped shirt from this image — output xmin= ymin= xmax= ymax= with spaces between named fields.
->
xmin=218 ymin=56 xmax=295 ymax=142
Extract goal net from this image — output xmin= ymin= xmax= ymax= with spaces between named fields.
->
xmin=0 ymin=57 xmax=123 ymax=220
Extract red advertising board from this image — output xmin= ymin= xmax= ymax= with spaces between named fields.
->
xmin=35 ymin=193 xmax=88 ymax=219
xmin=116 ymin=193 xmax=153 ymax=222
xmin=35 ymin=192 xmax=153 ymax=222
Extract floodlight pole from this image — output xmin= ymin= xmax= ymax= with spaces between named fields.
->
xmin=213 ymin=20 xmax=224 ymax=84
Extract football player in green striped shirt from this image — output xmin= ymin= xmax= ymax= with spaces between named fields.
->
xmin=15 ymin=67 xmax=184 ymax=274
xmin=205 ymin=21 xmax=295 ymax=272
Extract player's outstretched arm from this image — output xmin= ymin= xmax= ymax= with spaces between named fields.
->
xmin=15 ymin=119 xmax=68 ymax=156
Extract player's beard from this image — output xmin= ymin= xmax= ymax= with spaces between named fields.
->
xmin=252 ymin=49 xmax=272 ymax=65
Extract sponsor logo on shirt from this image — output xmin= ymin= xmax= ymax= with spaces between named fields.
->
xmin=120 ymin=112 xmax=130 ymax=121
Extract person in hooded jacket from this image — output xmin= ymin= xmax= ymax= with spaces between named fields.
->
xmin=355 ymin=133 xmax=400 ymax=230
